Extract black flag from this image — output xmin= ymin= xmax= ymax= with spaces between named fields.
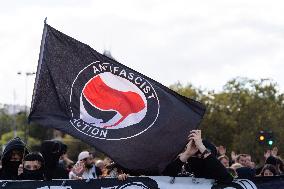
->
xmin=29 ymin=23 xmax=206 ymax=174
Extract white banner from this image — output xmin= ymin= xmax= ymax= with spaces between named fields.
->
xmin=0 ymin=176 xmax=266 ymax=189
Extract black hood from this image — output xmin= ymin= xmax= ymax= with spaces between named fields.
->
xmin=24 ymin=152 xmax=45 ymax=170
xmin=265 ymin=156 xmax=281 ymax=166
xmin=40 ymin=140 xmax=68 ymax=180
xmin=0 ymin=137 xmax=29 ymax=180
xmin=1 ymin=137 xmax=29 ymax=164
xmin=20 ymin=152 xmax=46 ymax=180
xmin=236 ymin=167 xmax=256 ymax=179
xmin=40 ymin=140 xmax=66 ymax=168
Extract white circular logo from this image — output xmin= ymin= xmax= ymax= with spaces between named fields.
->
xmin=69 ymin=61 xmax=159 ymax=140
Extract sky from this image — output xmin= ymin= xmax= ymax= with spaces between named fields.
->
xmin=1 ymin=0 xmax=284 ymax=106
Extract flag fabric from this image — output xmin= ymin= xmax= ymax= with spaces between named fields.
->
xmin=29 ymin=23 xmax=206 ymax=174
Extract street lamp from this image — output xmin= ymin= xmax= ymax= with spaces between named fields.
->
xmin=17 ymin=71 xmax=36 ymax=113
xmin=16 ymin=71 xmax=35 ymax=143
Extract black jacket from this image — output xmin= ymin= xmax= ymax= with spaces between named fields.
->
xmin=0 ymin=137 xmax=29 ymax=180
xmin=40 ymin=140 xmax=68 ymax=180
xmin=162 ymin=154 xmax=233 ymax=183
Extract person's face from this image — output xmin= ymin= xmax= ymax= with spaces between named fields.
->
xmin=96 ymin=161 xmax=105 ymax=170
xmin=89 ymin=154 xmax=96 ymax=164
xmin=220 ymin=158 xmax=229 ymax=168
xmin=81 ymin=156 xmax=93 ymax=167
xmin=104 ymin=157 xmax=112 ymax=166
xmin=218 ymin=146 xmax=226 ymax=155
xmin=263 ymin=169 xmax=274 ymax=176
xmin=60 ymin=153 xmax=67 ymax=160
xmin=238 ymin=156 xmax=246 ymax=166
xmin=10 ymin=150 xmax=23 ymax=162
xmin=245 ymin=156 xmax=252 ymax=167
xmin=24 ymin=161 xmax=41 ymax=171
xmin=250 ymin=161 xmax=256 ymax=169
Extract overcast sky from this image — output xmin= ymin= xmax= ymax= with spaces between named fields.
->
xmin=1 ymin=0 xmax=284 ymax=106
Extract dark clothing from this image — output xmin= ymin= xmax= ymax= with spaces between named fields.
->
xmin=1 ymin=137 xmax=29 ymax=161
xmin=236 ymin=167 xmax=255 ymax=179
xmin=44 ymin=165 xmax=68 ymax=180
xmin=40 ymin=140 xmax=68 ymax=180
xmin=17 ymin=152 xmax=46 ymax=180
xmin=18 ymin=169 xmax=45 ymax=180
xmin=255 ymin=165 xmax=263 ymax=176
xmin=93 ymin=166 xmax=102 ymax=178
xmin=0 ymin=137 xmax=29 ymax=180
xmin=0 ymin=161 xmax=21 ymax=180
xmin=163 ymin=154 xmax=233 ymax=183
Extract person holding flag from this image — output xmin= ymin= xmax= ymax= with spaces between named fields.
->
xmin=163 ymin=130 xmax=233 ymax=183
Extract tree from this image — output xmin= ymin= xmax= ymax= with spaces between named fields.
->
xmin=0 ymin=131 xmax=40 ymax=150
xmin=171 ymin=77 xmax=284 ymax=165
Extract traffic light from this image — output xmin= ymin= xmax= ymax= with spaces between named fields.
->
xmin=266 ymin=131 xmax=274 ymax=146
xmin=259 ymin=135 xmax=265 ymax=141
xmin=258 ymin=130 xmax=274 ymax=146
xmin=258 ymin=131 xmax=266 ymax=145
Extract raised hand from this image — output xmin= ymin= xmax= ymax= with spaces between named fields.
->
xmin=231 ymin=151 xmax=237 ymax=161
xmin=117 ymin=173 xmax=129 ymax=181
xmin=188 ymin=130 xmax=206 ymax=153
xmin=18 ymin=164 xmax=23 ymax=176
xmin=72 ymin=161 xmax=85 ymax=176
xmin=179 ymin=139 xmax=198 ymax=162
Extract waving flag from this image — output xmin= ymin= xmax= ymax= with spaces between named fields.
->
xmin=29 ymin=23 xmax=205 ymax=174
xmin=81 ymin=75 xmax=146 ymax=128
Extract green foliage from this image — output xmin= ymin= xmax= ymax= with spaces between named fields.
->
xmin=171 ymin=77 xmax=284 ymax=165
xmin=62 ymin=135 xmax=96 ymax=161
xmin=0 ymin=131 xmax=40 ymax=148
xmin=0 ymin=110 xmax=14 ymax=135
xmin=0 ymin=111 xmax=99 ymax=161
xmin=1 ymin=77 xmax=284 ymax=165
xmin=0 ymin=111 xmax=54 ymax=152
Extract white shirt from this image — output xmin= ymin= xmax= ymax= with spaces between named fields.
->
xmin=82 ymin=168 xmax=95 ymax=179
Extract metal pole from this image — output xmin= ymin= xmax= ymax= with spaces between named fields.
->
xmin=17 ymin=71 xmax=35 ymax=144
xmin=25 ymin=73 xmax=28 ymax=114
xmin=13 ymin=89 xmax=17 ymax=137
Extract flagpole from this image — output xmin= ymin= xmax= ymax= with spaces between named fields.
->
xmin=24 ymin=17 xmax=48 ymax=151
xmin=29 ymin=18 xmax=48 ymax=119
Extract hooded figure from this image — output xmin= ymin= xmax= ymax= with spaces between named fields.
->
xmin=235 ymin=167 xmax=256 ymax=179
xmin=19 ymin=152 xmax=45 ymax=180
xmin=0 ymin=137 xmax=29 ymax=180
xmin=40 ymin=140 xmax=68 ymax=180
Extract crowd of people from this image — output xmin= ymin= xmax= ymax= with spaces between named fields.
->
xmin=216 ymin=145 xmax=283 ymax=178
xmin=0 ymin=137 xmax=129 ymax=181
xmin=0 ymin=130 xmax=282 ymax=182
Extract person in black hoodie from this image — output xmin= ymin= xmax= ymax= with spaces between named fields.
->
xmin=163 ymin=130 xmax=233 ymax=183
xmin=40 ymin=140 xmax=68 ymax=180
xmin=18 ymin=152 xmax=45 ymax=180
xmin=0 ymin=137 xmax=29 ymax=180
